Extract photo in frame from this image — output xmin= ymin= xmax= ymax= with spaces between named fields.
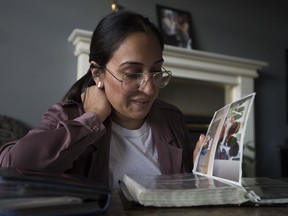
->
xmin=156 ymin=5 xmax=195 ymax=49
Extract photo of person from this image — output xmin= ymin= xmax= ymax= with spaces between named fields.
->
xmin=157 ymin=5 xmax=194 ymax=49
xmin=212 ymin=95 xmax=255 ymax=183
xmin=194 ymin=105 xmax=229 ymax=174
xmin=214 ymin=116 xmax=241 ymax=160
xmin=214 ymin=102 xmax=247 ymax=161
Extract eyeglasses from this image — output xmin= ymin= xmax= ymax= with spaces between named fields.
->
xmin=104 ymin=66 xmax=172 ymax=93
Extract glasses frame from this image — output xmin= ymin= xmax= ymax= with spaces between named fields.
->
xmin=104 ymin=66 xmax=172 ymax=92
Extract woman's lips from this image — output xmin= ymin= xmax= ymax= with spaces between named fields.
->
xmin=132 ymin=98 xmax=150 ymax=105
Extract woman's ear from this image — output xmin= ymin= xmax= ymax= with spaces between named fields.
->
xmin=91 ymin=69 xmax=104 ymax=88
xmin=90 ymin=61 xmax=104 ymax=89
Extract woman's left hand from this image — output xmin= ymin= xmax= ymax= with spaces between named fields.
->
xmin=193 ymin=134 xmax=205 ymax=163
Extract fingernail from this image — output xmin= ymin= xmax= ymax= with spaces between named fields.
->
xmin=199 ymin=134 xmax=204 ymax=140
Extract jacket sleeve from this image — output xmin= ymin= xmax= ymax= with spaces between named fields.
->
xmin=0 ymin=102 xmax=106 ymax=172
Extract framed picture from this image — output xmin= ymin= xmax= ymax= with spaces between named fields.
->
xmin=156 ymin=5 xmax=195 ymax=49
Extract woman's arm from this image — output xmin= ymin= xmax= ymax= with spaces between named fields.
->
xmin=0 ymin=101 xmax=106 ymax=172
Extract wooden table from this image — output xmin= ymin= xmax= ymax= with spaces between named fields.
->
xmin=107 ymin=189 xmax=288 ymax=216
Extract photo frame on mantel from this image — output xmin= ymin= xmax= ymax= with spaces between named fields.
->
xmin=156 ymin=5 xmax=195 ymax=49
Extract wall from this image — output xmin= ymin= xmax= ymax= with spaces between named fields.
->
xmin=1 ymin=0 xmax=288 ymax=178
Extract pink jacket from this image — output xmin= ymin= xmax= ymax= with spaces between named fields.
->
xmin=0 ymin=100 xmax=193 ymax=187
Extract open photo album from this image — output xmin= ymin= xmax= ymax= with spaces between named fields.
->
xmin=120 ymin=93 xmax=288 ymax=207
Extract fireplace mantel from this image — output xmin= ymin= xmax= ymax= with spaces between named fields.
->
xmin=68 ymin=28 xmax=267 ymax=102
xmin=68 ymin=29 xmax=268 ymax=176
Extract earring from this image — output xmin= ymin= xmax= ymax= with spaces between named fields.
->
xmin=97 ymin=81 xmax=102 ymax=88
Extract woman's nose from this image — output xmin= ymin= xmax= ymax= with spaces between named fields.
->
xmin=138 ymin=76 xmax=155 ymax=95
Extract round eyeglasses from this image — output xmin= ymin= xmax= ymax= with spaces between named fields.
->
xmin=104 ymin=66 xmax=172 ymax=93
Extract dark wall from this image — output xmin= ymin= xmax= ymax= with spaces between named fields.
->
xmin=1 ymin=0 xmax=288 ymax=178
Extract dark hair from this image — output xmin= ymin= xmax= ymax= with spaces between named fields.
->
xmin=63 ymin=10 xmax=164 ymax=103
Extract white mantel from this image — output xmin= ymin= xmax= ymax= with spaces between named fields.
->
xmin=68 ymin=28 xmax=268 ymax=176
xmin=68 ymin=28 xmax=267 ymax=102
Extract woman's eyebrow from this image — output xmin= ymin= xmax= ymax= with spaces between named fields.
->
xmin=119 ymin=59 xmax=164 ymax=67
xmin=119 ymin=61 xmax=143 ymax=67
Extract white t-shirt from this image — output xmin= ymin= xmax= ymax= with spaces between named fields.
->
xmin=109 ymin=121 xmax=161 ymax=188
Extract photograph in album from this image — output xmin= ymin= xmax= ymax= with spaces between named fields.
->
xmin=193 ymin=93 xmax=256 ymax=184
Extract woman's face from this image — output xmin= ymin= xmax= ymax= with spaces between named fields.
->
xmin=102 ymin=32 xmax=163 ymax=129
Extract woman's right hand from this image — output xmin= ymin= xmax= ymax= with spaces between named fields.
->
xmin=81 ymin=85 xmax=111 ymax=122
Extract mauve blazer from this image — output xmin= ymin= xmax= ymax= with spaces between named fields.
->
xmin=0 ymin=99 xmax=193 ymax=187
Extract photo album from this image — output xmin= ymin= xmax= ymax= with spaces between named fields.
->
xmin=120 ymin=93 xmax=288 ymax=207
xmin=0 ymin=168 xmax=111 ymax=214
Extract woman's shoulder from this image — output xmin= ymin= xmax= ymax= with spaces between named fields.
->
xmin=44 ymin=100 xmax=84 ymax=120
xmin=50 ymin=100 xmax=82 ymax=109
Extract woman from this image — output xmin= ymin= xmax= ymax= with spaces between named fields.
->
xmin=0 ymin=11 xmax=203 ymax=188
